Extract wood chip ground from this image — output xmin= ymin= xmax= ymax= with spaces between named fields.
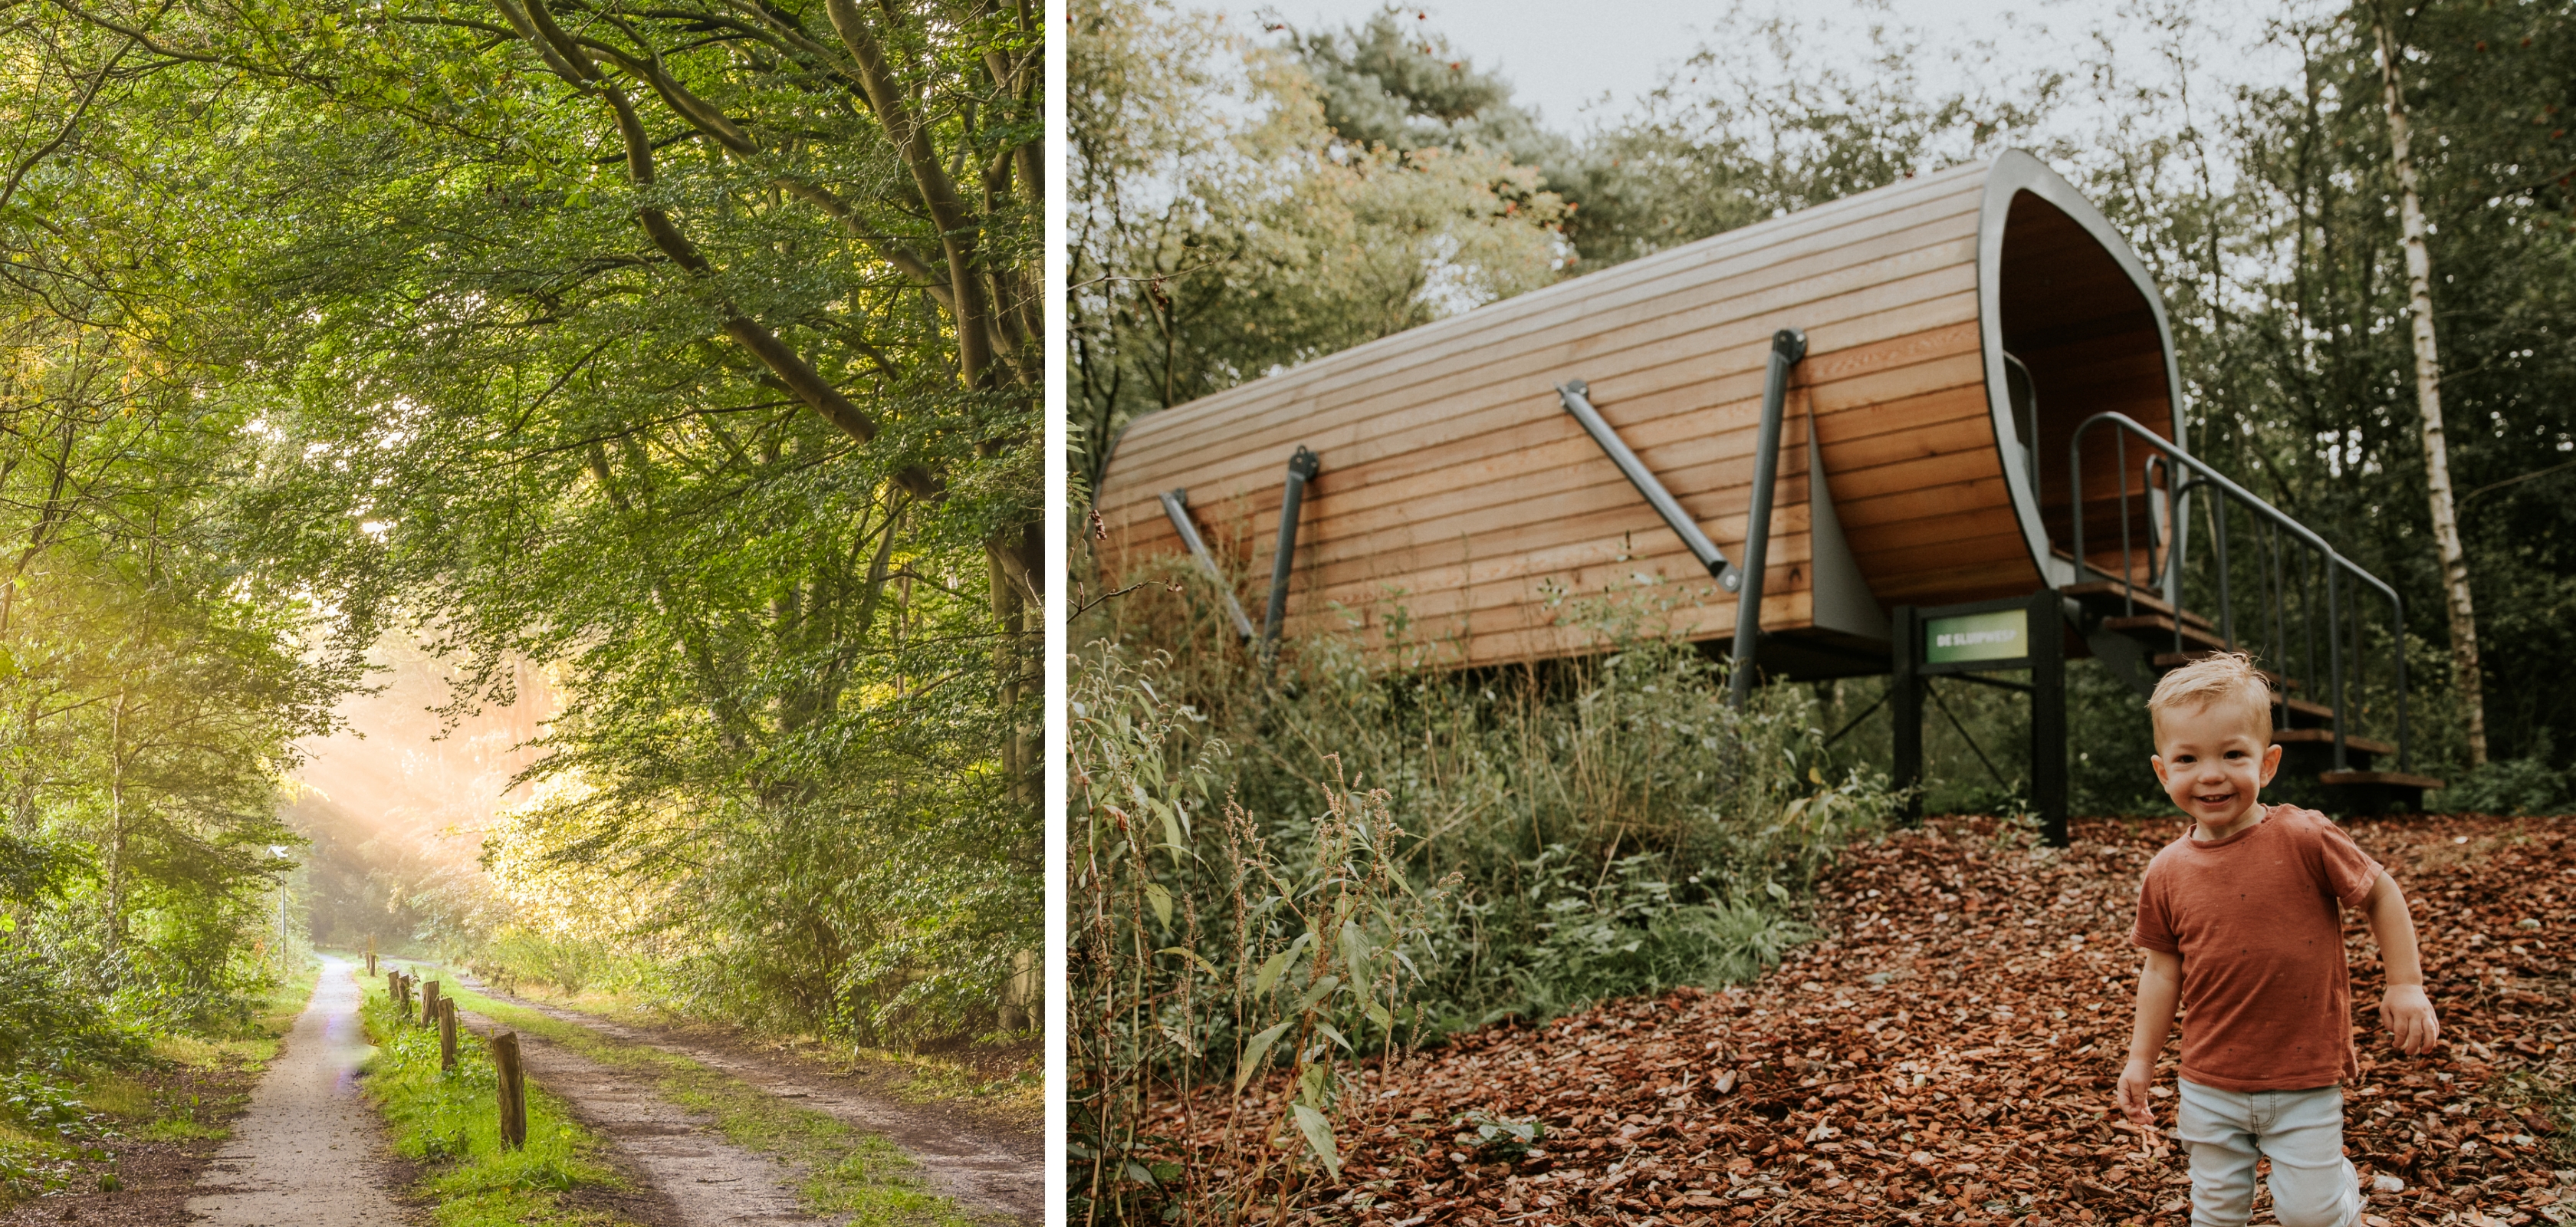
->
xmin=1155 ymin=814 xmax=2574 ymax=1226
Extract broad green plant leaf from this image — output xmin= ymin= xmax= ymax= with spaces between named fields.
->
xmin=1290 ymin=1103 xmax=1342 ymax=1180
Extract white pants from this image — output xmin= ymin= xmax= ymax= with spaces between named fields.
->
xmin=2175 ymin=1079 xmax=2361 ymax=1227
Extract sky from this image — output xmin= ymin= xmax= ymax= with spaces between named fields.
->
xmin=1206 ymin=0 xmax=2310 ymax=139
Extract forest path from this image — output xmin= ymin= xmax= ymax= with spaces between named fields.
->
xmin=184 ymin=955 xmax=415 ymax=1225
xmin=447 ymin=1002 xmax=819 ymax=1226
xmin=458 ymin=977 xmax=1040 ymax=1224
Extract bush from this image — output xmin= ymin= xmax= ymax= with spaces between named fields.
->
xmin=2433 ymin=753 xmax=2571 ymax=816
xmin=1088 ymin=573 xmax=1902 ymax=1027
xmin=0 ymin=942 xmax=148 ymax=1072
xmin=477 ymin=927 xmax=616 ymax=998
xmin=1068 ymin=577 xmax=1904 ymax=1223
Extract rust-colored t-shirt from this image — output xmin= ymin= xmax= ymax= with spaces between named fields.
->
xmin=2128 ymin=804 xmax=2383 ymax=1091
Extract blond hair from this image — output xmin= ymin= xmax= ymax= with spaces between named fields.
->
xmin=2147 ymin=651 xmax=2275 ymax=742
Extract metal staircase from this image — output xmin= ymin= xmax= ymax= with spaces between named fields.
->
xmin=2059 ymin=413 xmax=2443 ymax=813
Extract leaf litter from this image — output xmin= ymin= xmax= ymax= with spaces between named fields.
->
xmin=1162 ymin=814 xmax=2576 ymax=1225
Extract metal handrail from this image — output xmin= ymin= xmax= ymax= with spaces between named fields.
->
xmin=2068 ymin=412 xmax=2409 ymax=772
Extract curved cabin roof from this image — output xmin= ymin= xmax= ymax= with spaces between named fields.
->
xmin=1095 ymin=150 xmax=2183 ymax=674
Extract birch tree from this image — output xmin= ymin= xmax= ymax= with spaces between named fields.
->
xmin=2372 ymin=2 xmax=2488 ymax=766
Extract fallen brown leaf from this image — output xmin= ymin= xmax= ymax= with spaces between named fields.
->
xmin=1146 ymin=814 xmax=2576 ymax=1225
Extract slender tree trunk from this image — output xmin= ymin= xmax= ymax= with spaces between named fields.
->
xmin=105 ymin=689 xmax=127 ymax=959
xmin=2373 ymin=11 xmax=2487 ymax=767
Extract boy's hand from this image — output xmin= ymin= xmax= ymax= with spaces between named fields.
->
xmin=2380 ymin=983 xmax=2440 ymax=1054
xmin=2114 ymin=1057 xmax=2157 ymax=1127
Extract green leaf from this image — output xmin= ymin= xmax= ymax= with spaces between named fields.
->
xmin=1156 ymin=946 xmax=1217 ymax=975
xmin=1142 ymin=880 xmax=1173 ymax=928
xmin=1339 ymin=920 xmax=1372 ymax=982
xmin=1234 ymin=1020 xmax=1294 ymax=1093
xmin=1363 ymin=999 xmax=1392 ymax=1031
xmin=1290 ymin=1103 xmax=1342 ymax=1180
xmin=1252 ymin=946 xmax=1295 ymax=995
xmin=1296 ymin=974 xmax=1341 ymax=1012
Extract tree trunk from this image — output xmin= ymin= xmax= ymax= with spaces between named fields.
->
xmin=2373 ymin=11 xmax=2488 ymax=767
xmin=104 ymin=689 xmax=127 ymax=959
xmin=987 ymin=520 xmax=1043 ymax=808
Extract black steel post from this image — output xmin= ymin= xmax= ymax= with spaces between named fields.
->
xmin=1729 ymin=328 xmax=1806 ymax=708
xmin=2212 ymin=494 xmax=2233 ymax=646
xmin=2325 ymin=564 xmax=2348 ymax=771
xmin=1891 ymin=604 xmax=1923 ymax=825
xmin=2392 ymin=589 xmax=2410 ymax=771
xmin=1260 ymin=446 xmax=1322 ymax=656
xmin=2029 ymin=589 xmax=2068 ymax=847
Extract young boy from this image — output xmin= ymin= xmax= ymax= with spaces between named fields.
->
xmin=2115 ymin=653 xmax=2440 ymax=1227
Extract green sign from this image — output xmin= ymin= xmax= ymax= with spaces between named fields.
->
xmin=1925 ymin=608 xmax=2029 ymax=664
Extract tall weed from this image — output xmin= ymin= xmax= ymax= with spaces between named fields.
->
xmin=1069 ymin=574 xmax=1904 ymax=1222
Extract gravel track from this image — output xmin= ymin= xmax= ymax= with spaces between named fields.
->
xmin=184 ymin=956 xmax=415 ymax=1226
xmin=459 ymin=979 xmax=1040 ymax=1224
xmin=449 ymin=1005 xmax=820 ymax=1227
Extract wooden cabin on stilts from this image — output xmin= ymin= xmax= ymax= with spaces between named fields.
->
xmin=1093 ymin=151 xmax=2440 ymax=841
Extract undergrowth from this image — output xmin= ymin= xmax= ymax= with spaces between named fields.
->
xmin=412 ymin=967 xmax=985 ymax=1227
xmin=356 ymin=967 xmax=636 ymax=1227
xmin=1070 ymin=576 xmax=1908 ymax=1223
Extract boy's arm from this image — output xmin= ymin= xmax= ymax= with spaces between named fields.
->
xmin=2115 ymin=949 xmax=2182 ymax=1126
xmin=2364 ymin=869 xmax=2440 ymax=1054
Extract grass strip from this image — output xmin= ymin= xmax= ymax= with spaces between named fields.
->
xmin=356 ymin=965 xmax=645 ymax=1227
xmin=412 ymin=965 xmax=984 ymax=1227
xmin=511 ymin=983 xmax=1038 ymax=1126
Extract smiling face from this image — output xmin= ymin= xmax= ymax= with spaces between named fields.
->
xmin=2150 ymin=695 xmax=2282 ymax=834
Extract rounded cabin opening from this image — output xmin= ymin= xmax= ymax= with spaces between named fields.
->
xmin=1980 ymin=165 xmax=2183 ymax=590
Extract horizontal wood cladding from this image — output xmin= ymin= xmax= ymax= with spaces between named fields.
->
xmin=1097 ymin=154 xmax=2185 ymax=673
xmin=1104 ymin=240 xmax=1983 ymax=505
xmin=1103 ymin=192 xmax=1989 ymax=492
xmin=1108 ymin=168 xmax=1993 ymax=462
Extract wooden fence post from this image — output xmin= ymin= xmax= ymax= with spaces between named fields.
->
xmin=365 ymin=935 xmax=376 ymax=977
xmin=438 ymin=999 xmax=457 ymax=1073
xmin=422 ymin=980 xmax=441 ymax=1028
xmin=489 ymin=1031 xmax=527 ymax=1150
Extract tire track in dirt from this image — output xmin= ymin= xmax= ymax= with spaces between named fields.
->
xmin=185 ymin=956 xmax=416 ymax=1226
xmin=458 ymin=978 xmax=1040 ymax=1224
xmin=449 ymin=1004 xmax=821 ymax=1227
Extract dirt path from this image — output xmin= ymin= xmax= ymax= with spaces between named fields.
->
xmin=449 ymin=1004 xmax=819 ymax=1227
xmin=183 ymin=956 xmax=414 ymax=1226
xmin=459 ymin=978 xmax=1040 ymax=1224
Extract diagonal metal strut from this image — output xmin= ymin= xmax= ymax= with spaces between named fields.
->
xmin=1556 ymin=380 xmax=1743 ymax=591
xmin=1158 ymin=488 xmax=1256 ymax=641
